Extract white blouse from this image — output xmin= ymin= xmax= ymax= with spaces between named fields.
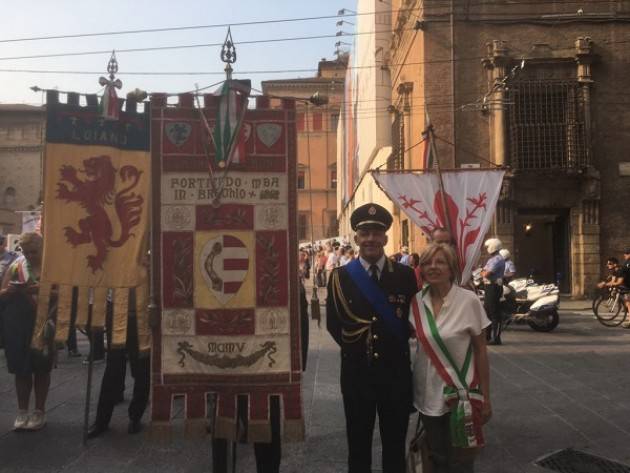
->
xmin=411 ymin=284 xmax=490 ymax=416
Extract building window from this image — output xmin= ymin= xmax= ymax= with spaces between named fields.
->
xmin=3 ymin=187 xmax=16 ymax=208
xmin=330 ymin=113 xmax=340 ymax=131
xmin=297 ymin=171 xmax=305 ymax=189
xmin=389 ymin=111 xmax=404 ymax=170
xmin=402 ymin=219 xmax=409 ymax=247
xmin=312 ymin=112 xmax=323 ymax=131
xmin=298 ymin=213 xmax=309 ymax=241
xmin=297 ymin=113 xmax=305 ymax=132
xmin=326 ymin=211 xmax=338 ymax=238
xmin=507 ymin=80 xmax=587 ymax=170
xmin=330 ymin=170 xmax=337 ymax=189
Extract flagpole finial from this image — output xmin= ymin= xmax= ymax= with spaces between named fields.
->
xmin=221 ymin=27 xmax=237 ymax=80
xmin=99 ymin=50 xmax=123 ymax=120
xmin=107 ymin=50 xmax=119 ymax=81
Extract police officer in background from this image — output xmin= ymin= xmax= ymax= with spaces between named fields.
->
xmin=327 ymin=203 xmax=418 ymax=473
xmin=482 ymin=238 xmax=506 ymax=345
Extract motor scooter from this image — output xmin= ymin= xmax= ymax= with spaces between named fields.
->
xmin=473 ymin=270 xmax=560 ymax=332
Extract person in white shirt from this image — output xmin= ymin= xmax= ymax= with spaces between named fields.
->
xmin=410 ymin=242 xmax=492 ymax=472
xmin=399 ymin=246 xmax=411 ymax=266
xmin=325 ymin=244 xmax=338 ymax=271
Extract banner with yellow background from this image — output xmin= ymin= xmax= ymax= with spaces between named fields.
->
xmin=34 ymin=91 xmax=151 ymax=351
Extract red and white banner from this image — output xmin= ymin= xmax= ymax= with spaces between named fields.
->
xmin=372 ymin=170 xmax=505 ymax=284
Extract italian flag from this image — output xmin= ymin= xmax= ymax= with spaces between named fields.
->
xmin=212 ymin=80 xmax=251 ymax=167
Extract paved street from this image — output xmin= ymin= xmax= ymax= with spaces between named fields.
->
xmin=2 ymin=297 xmax=630 ymax=472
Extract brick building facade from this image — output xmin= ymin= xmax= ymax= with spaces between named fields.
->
xmin=262 ymin=58 xmax=346 ymax=242
xmin=0 ymin=104 xmax=45 ymax=234
xmin=387 ymin=0 xmax=630 ymax=296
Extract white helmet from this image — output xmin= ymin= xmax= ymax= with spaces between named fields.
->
xmin=499 ymin=248 xmax=511 ymax=260
xmin=484 ymin=238 xmax=503 ymax=254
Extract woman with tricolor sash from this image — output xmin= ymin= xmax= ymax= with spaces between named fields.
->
xmin=0 ymin=232 xmax=54 ymax=431
xmin=410 ymin=242 xmax=492 ymax=472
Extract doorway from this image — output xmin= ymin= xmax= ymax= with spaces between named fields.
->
xmin=514 ymin=209 xmax=571 ymax=292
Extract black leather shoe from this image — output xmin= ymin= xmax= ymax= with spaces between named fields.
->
xmin=128 ymin=420 xmax=143 ymax=434
xmin=87 ymin=423 xmax=108 ymax=439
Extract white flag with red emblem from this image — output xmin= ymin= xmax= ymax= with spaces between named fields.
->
xmin=372 ymin=169 xmax=505 ymax=284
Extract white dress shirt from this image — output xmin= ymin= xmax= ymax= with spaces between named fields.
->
xmin=358 ymin=254 xmax=386 ymax=280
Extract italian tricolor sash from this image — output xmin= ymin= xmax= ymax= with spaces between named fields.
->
xmin=411 ymin=286 xmax=485 ymax=448
xmin=11 ymin=256 xmax=35 ymax=284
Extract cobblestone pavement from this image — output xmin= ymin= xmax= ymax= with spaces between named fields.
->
xmin=2 ymin=295 xmax=630 ymax=472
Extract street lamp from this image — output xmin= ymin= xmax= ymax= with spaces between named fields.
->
xmin=336 ymin=20 xmax=355 ymax=26
xmin=337 ymin=8 xmax=357 ymax=15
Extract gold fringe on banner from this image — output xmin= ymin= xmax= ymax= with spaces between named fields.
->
xmin=135 ymin=283 xmax=151 ymax=352
xmin=214 ymin=416 xmax=237 ymax=441
xmin=184 ymin=418 xmax=208 ymax=439
xmin=149 ymin=421 xmax=173 ymax=445
xmin=248 ymin=421 xmax=272 ymax=443
xmin=32 ymin=283 xmax=53 ymax=351
xmin=92 ymin=287 xmax=108 ymax=328
xmin=75 ymin=286 xmax=90 ymax=329
xmin=111 ymin=288 xmax=129 ymax=348
xmin=54 ymin=284 xmax=73 ymax=344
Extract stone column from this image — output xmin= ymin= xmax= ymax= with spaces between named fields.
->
xmin=573 ymin=37 xmax=600 ymax=297
xmin=483 ymin=40 xmax=510 ymax=167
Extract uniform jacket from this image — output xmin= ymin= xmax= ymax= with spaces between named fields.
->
xmin=326 ymin=258 xmax=418 ymax=400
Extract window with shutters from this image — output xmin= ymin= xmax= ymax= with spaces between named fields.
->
xmin=312 ymin=112 xmax=323 ymax=131
xmin=297 ymin=171 xmax=305 ymax=189
xmin=296 ymin=113 xmax=305 ymax=132
xmin=330 ymin=113 xmax=340 ymax=131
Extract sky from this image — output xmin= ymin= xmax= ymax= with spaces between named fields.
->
xmin=0 ymin=0 xmax=354 ymax=104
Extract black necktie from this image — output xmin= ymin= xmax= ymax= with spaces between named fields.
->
xmin=369 ymin=264 xmax=379 ymax=283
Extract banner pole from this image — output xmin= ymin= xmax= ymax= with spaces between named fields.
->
xmin=305 ymin=104 xmax=321 ymax=326
xmin=429 ymin=125 xmax=463 ymax=278
xmin=82 ymin=306 xmax=95 ymax=446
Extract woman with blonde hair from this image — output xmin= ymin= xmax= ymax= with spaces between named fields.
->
xmin=0 ymin=232 xmax=54 ymax=431
xmin=410 ymin=242 xmax=492 ymax=472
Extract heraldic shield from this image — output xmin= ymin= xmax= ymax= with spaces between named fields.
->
xmin=35 ymin=90 xmax=151 ymax=353
xmin=152 ymin=91 xmax=303 ymax=443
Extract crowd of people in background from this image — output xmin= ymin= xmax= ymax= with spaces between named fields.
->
xmin=299 ymin=227 xmax=519 ymax=295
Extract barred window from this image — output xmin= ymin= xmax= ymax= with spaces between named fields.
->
xmin=389 ymin=112 xmax=404 ymax=170
xmin=507 ymin=80 xmax=587 ymax=170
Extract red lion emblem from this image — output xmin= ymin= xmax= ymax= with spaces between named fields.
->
xmin=56 ymin=155 xmax=143 ymax=272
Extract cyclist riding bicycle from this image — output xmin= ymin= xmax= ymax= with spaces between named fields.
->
xmin=620 ymin=249 xmax=630 ymax=327
xmin=597 ymin=257 xmax=623 ymax=290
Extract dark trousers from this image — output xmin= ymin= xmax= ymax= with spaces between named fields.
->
xmin=211 ymin=395 xmax=281 ymax=473
xmin=66 ymin=287 xmax=79 ymax=352
xmin=95 ymin=298 xmax=147 ymax=428
xmin=95 ymin=347 xmax=149 ymax=427
xmin=342 ymin=386 xmax=410 ymax=473
xmin=420 ymin=414 xmax=475 ymax=473
xmin=483 ymin=284 xmax=502 ymax=341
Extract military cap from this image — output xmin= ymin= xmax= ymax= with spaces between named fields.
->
xmin=351 ymin=203 xmax=392 ymax=231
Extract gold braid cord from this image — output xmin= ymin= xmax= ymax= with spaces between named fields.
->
xmin=331 ymin=270 xmax=372 ymax=344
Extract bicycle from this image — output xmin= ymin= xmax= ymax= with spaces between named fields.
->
xmin=593 ymin=286 xmax=629 ymax=327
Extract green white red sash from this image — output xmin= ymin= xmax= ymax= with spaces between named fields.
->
xmin=411 ymin=286 xmax=485 ymax=448
xmin=11 ymin=256 xmax=35 ymax=284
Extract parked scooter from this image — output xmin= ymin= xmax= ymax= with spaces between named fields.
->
xmin=473 ymin=270 xmax=560 ymax=332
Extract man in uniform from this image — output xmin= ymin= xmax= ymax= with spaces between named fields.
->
xmin=481 ymin=238 xmax=505 ymax=345
xmin=327 ymin=203 xmax=418 ymax=473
